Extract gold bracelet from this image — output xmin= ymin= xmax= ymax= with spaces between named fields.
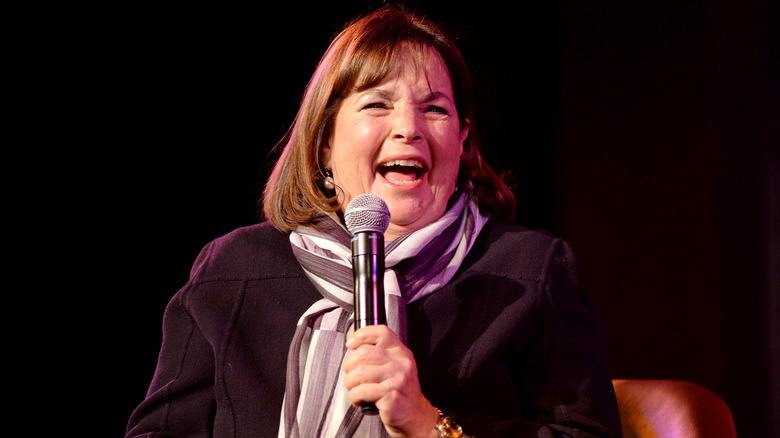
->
xmin=434 ymin=407 xmax=463 ymax=438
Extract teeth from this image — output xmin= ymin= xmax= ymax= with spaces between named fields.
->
xmin=380 ymin=159 xmax=424 ymax=168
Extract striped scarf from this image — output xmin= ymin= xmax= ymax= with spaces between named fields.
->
xmin=278 ymin=192 xmax=489 ymax=437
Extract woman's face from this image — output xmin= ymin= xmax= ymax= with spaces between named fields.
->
xmin=324 ymin=49 xmax=469 ymax=240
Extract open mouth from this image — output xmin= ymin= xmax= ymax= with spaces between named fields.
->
xmin=378 ymin=159 xmax=427 ymax=185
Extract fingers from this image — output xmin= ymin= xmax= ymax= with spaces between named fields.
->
xmin=343 ymin=358 xmax=418 ymax=408
xmin=342 ymin=325 xmax=419 ymax=407
xmin=343 ymin=325 xmax=406 ymax=378
xmin=342 ymin=343 xmax=387 ymax=406
xmin=342 ymin=343 xmax=389 ymax=378
xmin=345 ymin=324 xmax=397 ymax=350
xmin=342 ymin=325 xmax=396 ymax=378
xmin=341 ymin=325 xmax=438 ymax=436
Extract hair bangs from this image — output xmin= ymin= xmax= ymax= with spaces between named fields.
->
xmin=348 ymin=41 xmax=433 ymax=94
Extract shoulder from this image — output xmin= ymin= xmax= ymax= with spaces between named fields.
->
xmin=465 ymin=216 xmax=570 ymax=282
xmin=479 ymin=216 xmax=559 ymax=250
xmin=188 ymin=221 xmax=302 ymax=282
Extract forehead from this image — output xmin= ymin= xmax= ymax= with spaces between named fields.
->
xmin=352 ymin=44 xmax=454 ymax=96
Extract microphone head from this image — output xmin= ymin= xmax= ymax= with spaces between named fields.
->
xmin=344 ymin=194 xmax=390 ymax=235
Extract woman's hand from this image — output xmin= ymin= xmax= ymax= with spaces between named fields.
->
xmin=343 ymin=325 xmax=440 ymax=438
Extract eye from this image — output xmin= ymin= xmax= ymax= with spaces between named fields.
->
xmin=426 ymin=105 xmax=449 ymax=115
xmin=363 ymin=102 xmax=389 ymax=110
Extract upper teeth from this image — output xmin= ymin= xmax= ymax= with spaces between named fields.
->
xmin=381 ymin=159 xmax=424 ymax=168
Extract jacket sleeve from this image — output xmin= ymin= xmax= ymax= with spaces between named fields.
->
xmin=446 ymin=239 xmax=623 ymax=438
xmin=534 ymin=239 xmax=622 ymax=437
xmin=125 ymin=246 xmax=218 ymax=438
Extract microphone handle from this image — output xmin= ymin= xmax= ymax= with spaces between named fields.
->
xmin=351 ymin=231 xmax=386 ymax=415
xmin=352 ymin=232 xmax=387 ymax=328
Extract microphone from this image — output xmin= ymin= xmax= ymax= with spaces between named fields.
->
xmin=344 ymin=193 xmax=390 ymax=415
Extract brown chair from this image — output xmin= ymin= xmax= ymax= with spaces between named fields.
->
xmin=612 ymin=379 xmax=737 ymax=438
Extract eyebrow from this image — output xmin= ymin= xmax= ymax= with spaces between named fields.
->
xmin=420 ymin=91 xmax=451 ymax=104
xmin=362 ymin=88 xmax=452 ymax=104
xmin=363 ymin=88 xmax=395 ymax=100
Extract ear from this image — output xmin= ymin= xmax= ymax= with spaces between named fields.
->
xmin=460 ymin=118 xmax=471 ymax=146
xmin=321 ymin=143 xmax=333 ymax=170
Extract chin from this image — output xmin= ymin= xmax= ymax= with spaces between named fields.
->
xmin=387 ymin=202 xmax=443 ymax=229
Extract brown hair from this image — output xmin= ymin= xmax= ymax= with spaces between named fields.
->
xmin=262 ymin=6 xmax=516 ymax=231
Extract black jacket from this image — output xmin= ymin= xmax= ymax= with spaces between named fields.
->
xmin=126 ymin=217 xmax=622 ymax=437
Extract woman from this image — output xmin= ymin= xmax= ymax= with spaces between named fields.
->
xmin=126 ymin=6 xmax=622 ymax=438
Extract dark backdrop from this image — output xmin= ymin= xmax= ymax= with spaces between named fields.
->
xmin=73 ymin=1 xmax=777 ymax=436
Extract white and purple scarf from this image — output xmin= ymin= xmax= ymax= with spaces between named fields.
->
xmin=278 ymin=192 xmax=489 ymax=437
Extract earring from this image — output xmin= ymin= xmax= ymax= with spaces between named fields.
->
xmin=323 ymin=170 xmax=335 ymax=191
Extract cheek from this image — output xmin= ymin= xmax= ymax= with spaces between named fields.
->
xmin=435 ymin=157 xmax=461 ymax=195
xmin=335 ymin=117 xmax=384 ymax=156
xmin=334 ymin=143 xmax=376 ymax=177
xmin=329 ymin=119 xmax=386 ymax=199
xmin=432 ymin=133 xmax=464 ymax=185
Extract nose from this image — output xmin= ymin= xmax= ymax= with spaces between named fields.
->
xmin=390 ymin=106 xmax=423 ymax=143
